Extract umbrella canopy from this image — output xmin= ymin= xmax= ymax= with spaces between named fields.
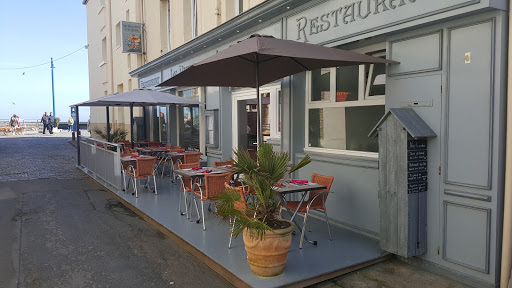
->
xmin=72 ymin=88 xmax=203 ymax=147
xmin=158 ymin=34 xmax=398 ymax=144
xmin=73 ymin=88 xmax=203 ymax=107
xmin=158 ymin=34 xmax=398 ymax=88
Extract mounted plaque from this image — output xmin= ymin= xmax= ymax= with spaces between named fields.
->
xmin=407 ymin=140 xmax=428 ymax=194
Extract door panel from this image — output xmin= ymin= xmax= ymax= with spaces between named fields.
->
xmin=387 ymin=74 xmax=442 ymax=262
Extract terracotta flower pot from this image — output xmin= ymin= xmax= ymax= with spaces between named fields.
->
xmin=243 ymin=220 xmax=295 ymax=277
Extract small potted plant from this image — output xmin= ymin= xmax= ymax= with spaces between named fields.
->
xmin=214 ymin=143 xmax=311 ymax=277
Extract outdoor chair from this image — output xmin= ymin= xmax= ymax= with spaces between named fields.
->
xmin=149 ymin=141 xmax=161 ymax=147
xmin=177 ymin=162 xmax=202 ymax=216
xmin=192 ymin=172 xmax=232 ymax=230
xmin=227 ymin=183 xmax=248 ymax=248
xmin=120 ymin=156 xmax=137 ymax=191
xmin=282 ymin=173 xmax=334 ymax=248
xmin=156 ymin=153 xmax=175 ymax=178
xmin=183 ymin=152 xmax=201 ymax=164
xmin=213 ymin=160 xmax=233 ymax=167
xmin=127 ymin=157 xmax=158 ymax=198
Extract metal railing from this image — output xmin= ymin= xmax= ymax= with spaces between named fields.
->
xmin=79 ymin=136 xmax=122 ymax=192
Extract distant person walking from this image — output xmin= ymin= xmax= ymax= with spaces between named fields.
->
xmin=41 ymin=112 xmax=49 ymax=134
xmin=9 ymin=114 xmax=17 ymax=135
xmin=68 ymin=116 xmax=74 ymax=132
xmin=48 ymin=112 xmax=55 ymax=134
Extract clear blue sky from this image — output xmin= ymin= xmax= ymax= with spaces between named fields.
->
xmin=0 ymin=1 xmax=90 ymax=121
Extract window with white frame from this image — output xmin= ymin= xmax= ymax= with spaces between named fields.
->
xmin=101 ymin=37 xmax=107 ymax=63
xmin=191 ymin=0 xmax=197 ymax=38
xmin=115 ymin=22 xmax=121 ymax=48
xmin=235 ymin=0 xmax=244 ymax=15
xmin=306 ymin=44 xmax=387 ymax=155
xmin=205 ymin=110 xmax=219 ymax=148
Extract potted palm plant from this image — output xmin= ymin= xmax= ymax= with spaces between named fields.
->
xmin=214 ymin=143 xmax=311 ymax=277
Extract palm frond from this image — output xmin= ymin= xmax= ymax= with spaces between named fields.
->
xmin=93 ymin=127 xmax=128 ymax=143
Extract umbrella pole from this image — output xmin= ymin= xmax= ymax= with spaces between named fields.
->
xmin=76 ymin=105 xmax=80 ymax=166
xmin=106 ymin=106 xmax=110 ymax=142
xmin=256 ymin=61 xmax=262 ymax=147
xmin=130 ymin=104 xmax=134 ymax=149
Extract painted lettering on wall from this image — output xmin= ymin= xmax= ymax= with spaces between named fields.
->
xmin=296 ymin=0 xmax=417 ymax=42
xmin=168 ymin=65 xmax=191 ymax=78
xmin=140 ymin=77 xmax=160 ymax=88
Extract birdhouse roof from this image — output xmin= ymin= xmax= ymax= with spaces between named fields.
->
xmin=368 ymin=108 xmax=437 ymax=139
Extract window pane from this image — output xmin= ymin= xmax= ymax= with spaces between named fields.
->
xmin=368 ymin=56 xmax=386 ymax=97
xmin=369 ymin=63 xmax=386 ymax=96
xmin=159 ymin=106 xmax=167 ymax=143
xmin=238 ymin=99 xmax=257 ymax=150
xmin=345 ymin=106 xmax=383 ymax=152
xmin=261 ymin=92 xmax=270 ymax=140
xmin=311 ymin=68 xmax=330 ymax=101
xmin=308 ymin=105 xmax=384 ymax=152
xmin=183 ymin=106 xmax=199 ymax=150
xmin=205 ymin=112 xmax=217 ymax=146
xmin=178 ymin=88 xmax=199 ymax=102
xmin=335 ymin=65 xmax=359 ymax=102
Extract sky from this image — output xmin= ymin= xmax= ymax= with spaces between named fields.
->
xmin=0 ymin=1 xmax=90 ymax=121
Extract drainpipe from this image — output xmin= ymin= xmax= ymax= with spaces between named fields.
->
xmin=501 ymin=2 xmax=512 ymax=286
xmin=107 ymin=0 xmax=114 ymax=94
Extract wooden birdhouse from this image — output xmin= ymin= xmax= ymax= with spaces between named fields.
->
xmin=369 ymin=108 xmax=437 ymax=257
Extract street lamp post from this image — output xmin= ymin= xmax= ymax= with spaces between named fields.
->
xmin=51 ymin=57 xmax=55 ymax=117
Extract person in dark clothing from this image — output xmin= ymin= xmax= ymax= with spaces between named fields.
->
xmin=48 ymin=112 xmax=55 ymax=134
xmin=41 ymin=112 xmax=49 ymax=134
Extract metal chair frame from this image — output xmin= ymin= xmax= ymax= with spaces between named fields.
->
xmin=126 ymin=158 xmax=158 ymax=198
xmin=192 ymin=173 xmax=231 ymax=230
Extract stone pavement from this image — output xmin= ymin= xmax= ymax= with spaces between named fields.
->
xmin=0 ymin=131 xmax=86 ymax=181
xmin=310 ymin=257 xmax=470 ymax=288
xmin=0 ymin=134 xmax=233 ymax=288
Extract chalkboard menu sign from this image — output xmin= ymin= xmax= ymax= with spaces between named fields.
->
xmin=407 ymin=140 xmax=428 ymax=194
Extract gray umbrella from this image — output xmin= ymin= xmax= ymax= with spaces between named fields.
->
xmin=75 ymin=88 xmax=203 ymax=106
xmin=158 ymin=34 xmax=398 ymax=144
xmin=73 ymin=88 xmax=203 ymax=145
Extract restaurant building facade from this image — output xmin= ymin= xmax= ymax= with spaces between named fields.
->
xmin=82 ymin=0 xmax=265 ymax=141
xmin=128 ymin=1 xmax=511 ymax=287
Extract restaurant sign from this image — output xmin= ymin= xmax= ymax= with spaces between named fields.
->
xmin=139 ymin=72 xmax=161 ymax=88
xmin=286 ymin=0 xmax=480 ymax=44
xmin=122 ymin=21 xmax=143 ymax=54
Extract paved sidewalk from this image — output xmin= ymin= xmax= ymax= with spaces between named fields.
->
xmin=0 ymin=135 xmax=233 ymax=288
xmin=310 ymin=257 xmax=470 ymax=288
xmin=0 ymin=132 xmax=86 ymax=181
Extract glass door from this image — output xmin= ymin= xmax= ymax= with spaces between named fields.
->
xmin=182 ymin=106 xmax=199 ymax=150
xmin=232 ymin=84 xmax=281 ymax=154
xmin=159 ymin=106 xmax=167 ymax=143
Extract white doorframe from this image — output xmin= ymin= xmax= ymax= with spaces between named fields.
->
xmin=231 ymin=84 xmax=281 ymax=157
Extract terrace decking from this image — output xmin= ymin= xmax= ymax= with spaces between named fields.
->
xmin=83 ymin=169 xmax=389 ymax=287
